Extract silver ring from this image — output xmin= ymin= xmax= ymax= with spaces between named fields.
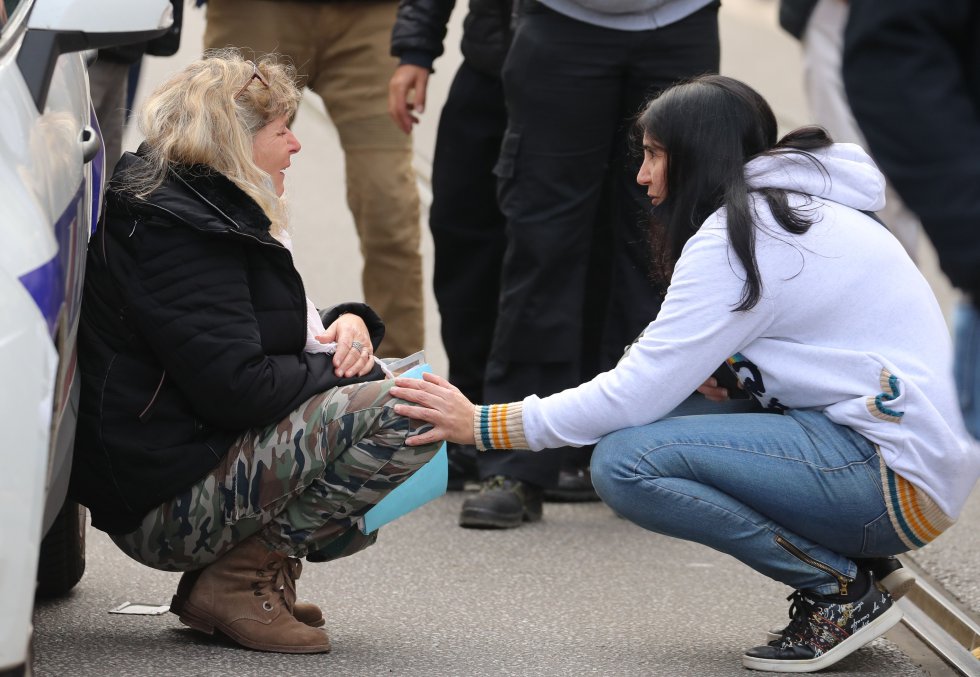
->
xmin=351 ymin=340 xmax=364 ymax=353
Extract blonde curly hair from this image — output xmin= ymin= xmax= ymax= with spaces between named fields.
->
xmin=121 ymin=49 xmax=302 ymax=234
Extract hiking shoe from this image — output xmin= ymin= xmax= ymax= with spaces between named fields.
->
xmin=543 ymin=467 xmax=601 ymax=502
xmin=459 ymin=475 xmax=543 ymax=529
xmin=764 ymin=556 xmax=913 ymax=642
xmin=743 ymin=572 xmax=903 ymax=673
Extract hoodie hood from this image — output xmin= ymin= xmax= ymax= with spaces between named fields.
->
xmin=744 ymin=143 xmax=886 ymax=212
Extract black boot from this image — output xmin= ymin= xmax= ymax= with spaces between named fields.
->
xmin=459 ymin=476 xmax=543 ymax=529
xmin=543 ymin=467 xmax=600 ymax=502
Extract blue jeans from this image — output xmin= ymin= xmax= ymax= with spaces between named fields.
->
xmin=591 ymin=406 xmax=907 ymax=595
xmin=954 ymin=301 xmax=980 ymax=439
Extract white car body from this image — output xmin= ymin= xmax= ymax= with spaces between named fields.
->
xmin=0 ymin=0 xmax=172 ymax=672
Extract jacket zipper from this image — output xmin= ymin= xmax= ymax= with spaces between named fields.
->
xmin=775 ymin=535 xmax=850 ymax=596
xmin=138 ymin=371 xmax=166 ymax=422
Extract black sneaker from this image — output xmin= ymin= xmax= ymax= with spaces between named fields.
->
xmin=764 ymin=556 xmax=914 ymax=642
xmin=543 ymin=467 xmax=601 ymax=502
xmin=459 ymin=476 xmax=543 ymax=529
xmin=856 ymin=556 xmax=916 ymax=600
xmin=743 ymin=573 xmax=903 ymax=673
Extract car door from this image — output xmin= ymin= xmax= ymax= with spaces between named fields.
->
xmin=0 ymin=0 xmax=100 ymax=668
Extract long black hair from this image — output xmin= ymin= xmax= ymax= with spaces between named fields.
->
xmin=637 ymin=75 xmax=833 ymax=311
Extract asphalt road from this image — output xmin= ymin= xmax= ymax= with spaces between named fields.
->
xmin=34 ymin=495 xmax=938 ymax=677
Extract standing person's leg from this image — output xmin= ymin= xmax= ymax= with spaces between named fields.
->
xmin=600 ymin=1 xmax=721 ymax=370
xmin=313 ymin=1 xmax=423 ymax=358
xmin=591 ymin=409 xmax=910 ymax=671
xmin=429 ymin=62 xmax=508 ymax=488
xmin=203 ymin=0 xmax=315 ymax=74
xmin=470 ymin=5 xmax=626 ymax=527
xmin=430 ymin=62 xmax=507 ymax=410
xmin=801 ymin=0 xmax=921 ymax=261
xmin=113 ymin=379 xmax=440 ymax=652
xmin=89 ymin=58 xmax=132 ymax=175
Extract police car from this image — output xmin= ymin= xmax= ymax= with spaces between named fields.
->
xmin=0 ymin=0 xmax=172 ymax=672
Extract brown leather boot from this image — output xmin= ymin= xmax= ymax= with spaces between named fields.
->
xmin=282 ymin=557 xmax=325 ymax=628
xmin=169 ymin=536 xmax=331 ymax=653
xmin=172 ymin=561 xmax=325 ymax=628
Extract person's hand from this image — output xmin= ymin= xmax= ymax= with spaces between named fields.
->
xmin=696 ymin=376 xmax=730 ymax=402
xmin=390 ymin=372 xmax=477 ymax=447
xmin=388 ymin=64 xmax=430 ymax=134
xmin=318 ymin=313 xmax=374 ymax=378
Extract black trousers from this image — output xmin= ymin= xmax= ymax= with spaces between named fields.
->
xmin=480 ymin=1 xmax=721 ymax=487
xmin=429 ymin=62 xmax=508 ymax=406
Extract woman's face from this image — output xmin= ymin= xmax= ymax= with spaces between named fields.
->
xmin=637 ymin=134 xmax=667 ymax=206
xmin=252 ymin=115 xmax=301 ymax=196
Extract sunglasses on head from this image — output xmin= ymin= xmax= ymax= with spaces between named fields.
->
xmin=234 ymin=60 xmax=269 ymax=100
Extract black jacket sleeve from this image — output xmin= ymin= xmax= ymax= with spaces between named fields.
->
xmin=391 ymin=0 xmax=457 ymax=69
xmin=844 ymin=0 xmax=980 ymax=302
xmin=320 ymin=302 xmax=386 ymax=351
xmin=777 ymin=0 xmax=819 ymax=40
xmin=125 ymin=222 xmax=382 ymax=430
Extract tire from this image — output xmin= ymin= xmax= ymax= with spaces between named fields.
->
xmin=35 ymin=501 xmax=86 ymax=598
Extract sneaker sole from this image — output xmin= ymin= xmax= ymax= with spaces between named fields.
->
xmin=880 ymin=568 xmax=916 ymax=600
xmin=763 ymin=571 xmax=916 ymax=643
xmin=744 ymin=604 xmax=903 ymax=673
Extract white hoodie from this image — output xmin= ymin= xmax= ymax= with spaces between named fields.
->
xmin=516 ymin=143 xmax=978 ymax=539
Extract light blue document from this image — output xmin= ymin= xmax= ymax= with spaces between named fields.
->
xmin=358 ymin=363 xmax=448 ymax=534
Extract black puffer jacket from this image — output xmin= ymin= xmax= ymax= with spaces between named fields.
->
xmin=70 ymin=150 xmax=386 ymax=534
xmin=391 ymin=0 xmax=513 ymax=77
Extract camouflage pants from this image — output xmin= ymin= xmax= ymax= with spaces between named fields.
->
xmin=111 ymin=378 xmax=440 ymax=571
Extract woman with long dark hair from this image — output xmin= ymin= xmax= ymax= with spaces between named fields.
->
xmin=389 ymin=75 xmax=979 ymax=672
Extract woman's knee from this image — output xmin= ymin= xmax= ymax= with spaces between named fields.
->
xmin=591 ymin=429 xmax=644 ymax=506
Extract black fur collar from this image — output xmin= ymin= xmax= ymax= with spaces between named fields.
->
xmin=168 ymin=163 xmax=273 ymax=239
xmin=114 ymin=145 xmax=276 ymax=240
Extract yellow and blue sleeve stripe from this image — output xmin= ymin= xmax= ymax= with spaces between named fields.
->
xmin=880 ymin=459 xmax=953 ymax=549
xmin=473 ymin=403 xmax=529 ymax=451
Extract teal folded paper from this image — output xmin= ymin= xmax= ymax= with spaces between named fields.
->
xmin=358 ymin=364 xmax=448 ymax=534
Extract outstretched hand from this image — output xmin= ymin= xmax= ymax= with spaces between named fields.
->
xmin=390 ymin=372 xmax=477 ymax=447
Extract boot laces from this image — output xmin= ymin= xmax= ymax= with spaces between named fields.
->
xmin=781 ymin=590 xmax=817 ymax=645
xmin=279 ymin=557 xmax=304 ymax=613
xmin=483 ymin=475 xmax=513 ymax=492
xmin=250 ymin=554 xmax=292 ymax=613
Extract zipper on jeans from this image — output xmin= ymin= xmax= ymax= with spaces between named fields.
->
xmin=775 ymin=535 xmax=850 ymax=596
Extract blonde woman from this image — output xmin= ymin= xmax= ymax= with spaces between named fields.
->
xmin=69 ymin=51 xmax=440 ymax=654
